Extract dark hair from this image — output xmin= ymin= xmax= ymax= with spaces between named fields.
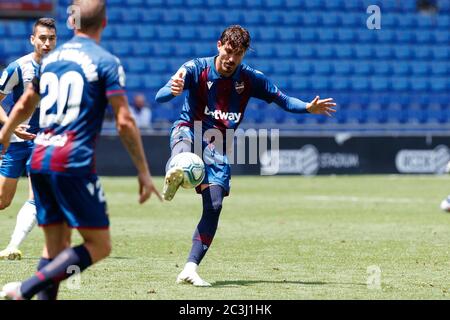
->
xmin=219 ymin=25 xmax=251 ymax=51
xmin=33 ymin=18 xmax=56 ymax=35
xmin=72 ymin=0 xmax=106 ymax=32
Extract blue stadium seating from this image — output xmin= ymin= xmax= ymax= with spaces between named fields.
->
xmin=0 ymin=0 xmax=447 ymax=130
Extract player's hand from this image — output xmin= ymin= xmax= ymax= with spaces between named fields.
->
xmin=0 ymin=132 xmax=10 ymax=156
xmin=14 ymin=124 xmax=36 ymax=141
xmin=306 ymin=96 xmax=337 ymax=117
xmin=171 ymin=69 xmax=186 ymax=96
xmin=138 ymin=172 xmax=163 ymax=204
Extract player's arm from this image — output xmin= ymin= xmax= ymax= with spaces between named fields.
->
xmin=155 ymin=62 xmax=194 ymax=103
xmin=0 ymin=74 xmax=37 ymax=140
xmin=0 ymin=84 xmax=40 ymax=151
xmin=0 ymin=93 xmax=9 ymax=124
xmin=252 ymin=70 xmax=336 ymax=116
xmin=108 ymin=94 xmax=162 ymax=203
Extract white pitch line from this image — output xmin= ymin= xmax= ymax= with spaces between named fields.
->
xmin=303 ymin=195 xmax=427 ymax=204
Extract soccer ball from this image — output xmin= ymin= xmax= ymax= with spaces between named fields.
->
xmin=440 ymin=196 xmax=450 ymax=212
xmin=168 ymin=152 xmax=205 ymax=189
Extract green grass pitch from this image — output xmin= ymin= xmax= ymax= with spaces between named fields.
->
xmin=0 ymin=175 xmax=449 ymax=300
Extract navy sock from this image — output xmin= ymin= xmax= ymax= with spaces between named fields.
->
xmin=188 ymin=185 xmax=225 ymax=265
xmin=36 ymin=258 xmax=60 ymax=300
xmin=21 ymin=245 xmax=92 ymax=300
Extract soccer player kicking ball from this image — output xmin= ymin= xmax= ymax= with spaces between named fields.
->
xmin=155 ymin=25 xmax=336 ymax=286
xmin=0 ymin=18 xmax=57 ymax=260
xmin=0 ymin=0 xmax=161 ymax=300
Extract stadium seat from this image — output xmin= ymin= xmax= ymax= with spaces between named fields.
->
xmin=333 ymin=62 xmax=352 ymax=75
xmin=282 ymin=12 xmax=301 ymax=25
xmin=316 ymin=45 xmax=334 ymax=58
xmin=313 ymin=62 xmax=332 ymax=75
xmin=295 ymin=45 xmax=314 ymax=59
xmin=353 ymin=63 xmax=371 ymax=75
xmin=121 ymin=9 xmax=140 ymax=22
xmin=243 ymin=11 xmax=263 ymax=25
xmin=333 ymin=45 xmax=353 ymax=59
xmin=132 ymin=42 xmax=153 ymax=56
xmin=436 ymin=15 xmax=450 ymax=29
xmin=430 ymin=78 xmax=448 ymax=92
xmin=7 ymin=22 xmax=28 ymax=37
xmin=224 ymin=10 xmax=244 ymax=24
xmin=162 ymin=10 xmax=183 ymax=23
xmin=321 ymin=13 xmax=339 ymax=27
xmin=432 ymin=47 xmax=449 ymax=60
xmin=431 ymin=62 xmax=448 ymax=75
xmin=317 ymin=29 xmax=336 ymax=42
xmin=279 ymin=28 xmax=297 ymax=41
xmin=115 ymin=25 xmax=135 ymax=39
xmin=374 ymin=46 xmax=393 ymax=59
xmin=391 ymin=77 xmax=410 ymax=91
xmin=304 ymin=0 xmax=325 ymax=10
xmin=262 ymin=11 xmax=283 ymax=25
xmin=337 ymin=29 xmax=355 ymax=42
xmin=293 ymin=62 xmax=312 ymax=75
xmin=275 ymin=44 xmax=296 ymax=59
xmin=370 ymin=77 xmax=389 ymax=91
xmin=372 ymin=62 xmax=390 ymax=75
xmin=434 ymin=31 xmax=449 ymax=44
xmin=411 ymin=63 xmax=429 ymax=76
xmin=355 ymin=46 xmax=373 ymax=59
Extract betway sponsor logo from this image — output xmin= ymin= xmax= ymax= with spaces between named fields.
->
xmin=260 ymin=145 xmax=359 ymax=176
xmin=204 ymin=106 xmax=242 ymax=122
xmin=35 ymin=132 xmax=68 ymax=147
xmin=395 ymin=145 xmax=450 ymax=174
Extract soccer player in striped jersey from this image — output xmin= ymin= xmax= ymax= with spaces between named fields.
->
xmin=0 ymin=0 xmax=161 ymax=300
xmin=156 ymin=25 xmax=336 ymax=286
xmin=0 ymin=18 xmax=57 ymax=260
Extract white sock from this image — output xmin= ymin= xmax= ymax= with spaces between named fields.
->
xmin=8 ymin=200 xmax=37 ymax=249
xmin=184 ymin=262 xmax=198 ymax=273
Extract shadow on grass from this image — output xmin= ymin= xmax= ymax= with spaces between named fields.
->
xmin=212 ymin=280 xmax=366 ymax=287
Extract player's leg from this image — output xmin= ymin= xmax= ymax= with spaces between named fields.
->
xmin=0 ymin=177 xmax=37 ymax=260
xmin=36 ymin=223 xmax=72 ymax=300
xmin=0 ymin=176 xmax=18 ymax=210
xmin=177 ymin=184 xmax=225 ymax=286
xmin=440 ymin=195 xmax=450 ymax=212
xmin=0 ymin=167 xmax=23 ymax=260
xmin=0 ymin=173 xmax=68 ymax=300
xmin=0 ymin=176 xmax=21 ymax=259
xmin=9 ymin=226 xmax=102 ymax=300
xmin=163 ymin=126 xmax=194 ymax=201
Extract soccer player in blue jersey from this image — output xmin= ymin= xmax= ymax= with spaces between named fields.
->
xmin=0 ymin=18 xmax=57 ymax=260
xmin=156 ymin=25 xmax=336 ymax=286
xmin=0 ymin=0 xmax=161 ymax=300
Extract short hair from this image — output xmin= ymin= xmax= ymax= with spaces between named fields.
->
xmin=33 ymin=18 xmax=56 ymax=35
xmin=72 ymin=0 xmax=106 ymax=32
xmin=219 ymin=25 xmax=251 ymax=52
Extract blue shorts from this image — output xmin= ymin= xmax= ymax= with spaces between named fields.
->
xmin=0 ymin=141 xmax=33 ymax=179
xmin=30 ymin=173 xmax=109 ymax=229
xmin=170 ymin=125 xmax=231 ymax=196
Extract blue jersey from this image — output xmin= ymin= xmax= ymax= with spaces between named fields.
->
xmin=170 ymin=56 xmax=282 ymax=132
xmin=30 ymin=36 xmax=126 ymax=175
xmin=0 ymin=53 xmax=41 ymax=142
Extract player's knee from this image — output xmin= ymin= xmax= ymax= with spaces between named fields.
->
xmin=0 ymin=198 xmax=12 ymax=210
xmin=205 ymin=198 xmax=223 ymax=216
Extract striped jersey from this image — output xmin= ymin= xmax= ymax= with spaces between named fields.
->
xmin=30 ymin=36 xmax=126 ymax=175
xmin=171 ymin=56 xmax=282 ymax=132
xmin=0 ymin=53 xmax=41 ymax=142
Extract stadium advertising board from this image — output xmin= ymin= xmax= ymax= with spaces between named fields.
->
xmin=95 ymin=135 xmax=450 ymax=176
xmin=0 ymin=0 xmax=55 ymax=18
